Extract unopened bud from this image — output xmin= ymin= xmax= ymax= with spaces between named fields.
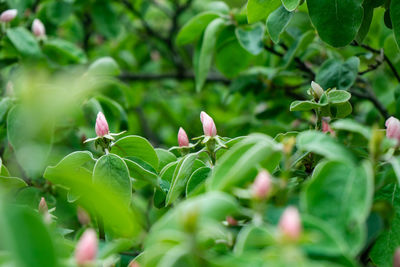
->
xmin=394 ymin=247 xmax=400 ymax=267
xmin=95 ymin=112 xmax=109 ymax=137
xmin=252 ymin=170 xmax=271 ymax=200
xmin=322 ymin=120 xmax=335 ymax=135
xmin=128 ymin=261 xmax=140 ymax=267
xmin=0 ymin=9 xmax=17 ymax=22
xmin=311 ymin=81 xmax=324 ymax=98
xmin=38 ymin=197 xmax=48 ymax=214
xmin=226 ymin=216 xmax=238 ymax=226
xmin=386 ymin=116 xmax=400 ymax=144
xmin=77 ymin=207 xmax=90 ymax=225
xmin=32 ymin=18 xmax=45 ymax=38
xmin=178 ymin=127 xmax=189 ymax=147
xmin=279 ymin=206 xmax=302 ymax=241
xmin=75 ymin=229 xmax=98 ymax=266
xmin=200 ymin=111 xmax=217 ymax=137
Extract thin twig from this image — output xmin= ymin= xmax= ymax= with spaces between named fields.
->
xmin=119 ymin=72 xmax=230 ymax=84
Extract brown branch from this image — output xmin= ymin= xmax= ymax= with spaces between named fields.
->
xmin=119 ymin=72 xmax=230 ymax=84
xmin=352 ymin=42 xmax=400 ymax=83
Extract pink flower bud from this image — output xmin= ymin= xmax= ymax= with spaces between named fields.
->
xmin=178 ymin=127 xmax=189 ymax=147
xmin=38 ymin=197 xmax=48 ymax=214
xmin=394 ymin=247 xmax=400 ymax=267
xmin=77 ymin=207 xmax=90 ymax=225
xmin=200 ymin=111 xmax=217 ymax=137
xmin=322 ymin=120 xmax=335 ymax=135
xmin=279 ymin=206 xmax=302 ymax=241
xmin=226 ymin=216 xmax=238 ymax=226
xmin=386 ymin=116 xmax=400 ymax=143
xmin=95 ymin=112 xmax=109 ymax=137
xmin=75 ymin=229 xmax=98 ymax=266
xmin=252 ymin=170 xmax=271 ymax=200
xmin=128 ymin=261 xmax=140 ymax=267
xmin=32 ymin=18 xmax=45 ymax=37
xmin=0 ymin=9 xmax=17 ymax=22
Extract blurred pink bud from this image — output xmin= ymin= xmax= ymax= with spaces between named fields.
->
xmin=75 ymin=229 xmax=98 ymax=266
xmin=77 ymin=207 xmax=90 ymax=225
xmin=128 ymin=261 xmax=140 ymax=267
xmin=32 ymin=18 xmax=45 ymax=37
xmin=178 ymin=127 xmax=189 ymax=147
xmin=226 ymin=216 xmax=238 ymax=226
xmin=322 ymin=120 xmax=335 ymax=135
xmin=279 ymin=206 xmax=302 ymax=240
xmin=95 ymin=112 xmax=109 ymax=137
xmin=38 ymin=197 xmax=48 ymax=214
xmin=200 ymin=111 xmax=217 ymax=137
xmin=386 ymin=116 xmax=400 ymax=143
xmin=252 ymin=170 xmax=271 ymax=200
xmin=0 ymin=9 xmax=17 ymax=22
xmin=394 ymin=248 xmax=400 ymax=267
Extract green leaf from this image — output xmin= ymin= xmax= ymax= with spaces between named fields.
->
xmin=0 ymin=205 xmax=59 ymax=267
xmin=215 ymin=29 xmax=252 ymax=78
xmin=235 ymin=23 xmax=264 ymax=55
xmin=7 ymin=106 xmax=54 ymax=178
xmin=0 ymin=97 xmax=13 ymax=123
xmin=165 ymin=153 xmax=198 ymax=206
xmin=370 ymin=184 xmax=400 ymax=267
xmin=331 ymin=119 xmax=372 ymax=139
xmin=176 ymin=12 xmax=220 ymax=46
xmin=247 ymin=0 xmax=281 ymax=24
xmin=281 ymin=30 xmax=315 ymax=68
xmin=209 ymin=134 xmax=282 ymax=191
xmin=0 ymin=176 xmax=27 ymax=193
xmin=155 ymin=149 xmax=177 ymax=172
xmin=316 ymin=57 xmax=360 ymax=90
xmin=6 ymin=27 xmax=41 ymax=57
xmin=146 ymin=192 xmax=239 ymax=245
xmin=6 ymin=0 xmax=34 ymax=13
xmin=290 ymin=100 xmax=328 ymax=111
xmin=43 ymin=38 xmax=87 ymax=65
xmin=186 ymin=167 xmax=211 ymax=197
xmin=296 ymin=130 xmax=355 ymax=163
xmin=92 ymin=0 xmax=120 ymax=39
xmin=327 ymin=90 xmax=351 ymax=104
xmin=195 ymin=18 xmax=226 ymax=92
xmin=266 ymin=6 xmax=294 ymax=44
xmin=301 ymin=160 xmax=373 ymax=255
xmin=331 ymin=101 xmax=352 ymax=118
xmin=307 ymin=0 xmax=363 ymax=47
xmin=88 ymin=57 xmax=121 ymax=76
xmin=234 ymin=225 xmax=275 ymax=255
xmin=124 ymin=158 xmax=158 ymax=186
xmin=93 ymin=154 xmax=132 ymax=205
xmin=281 ymin=0 xmax=300 ymax=11
xmin=391 ymin=0 xmax=400 ymax=50
xmin=355 ymin=0 xmax=375 ymax=43
xmin=45 ymin=0 xmax=73 ymax=24
xmin=111 ymin=136 xmax=159 ymax=170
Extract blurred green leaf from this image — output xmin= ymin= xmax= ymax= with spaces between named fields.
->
xmin=186 ymin=167 xmax=211 ymax=197
xmin=267 ymin=6 xmax=294 ymax=44
xmin=0 ymin=205 xmax=59 ymax=267
xmin=296 ymin=131 xmax=355 ymax=163
xmin=88 ymin=57 xmax=121 ymax=76
xmin=195 ymin=18 xmax=226 ymax=92
xmin=281 ymin=0 xmax=300 ymax=11
xmin=316 ymin=57 xmax=360 ymax=90
xmin=246 ymin=0 xmax=281 ymax=24
xmin=6 ymin=27 xmax=41 ymax=58
xmin=176 ymin=12 xmax=220 ymax=46
xmin=43 ymin=38 xmax=87 ymax=65
xmin=392 ymin=0 xmax=400 ymax=49
xmin=235 ymin=23 xmax=264 ymax=55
